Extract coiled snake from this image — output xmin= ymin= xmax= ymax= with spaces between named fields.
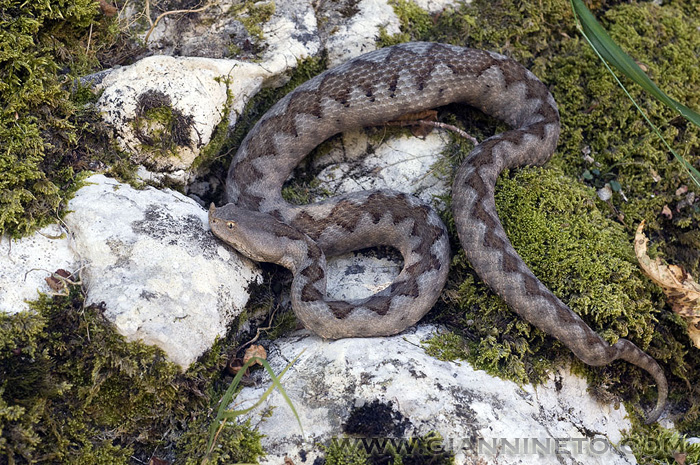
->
xmin=209 ymin=42 xmax=667 ymax=423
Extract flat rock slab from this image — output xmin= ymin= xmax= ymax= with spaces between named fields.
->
xmin=63 ymin=174 xmax=260 ymax=368
xmin=315 ymin=130 xmax=450 ymax=204
xmin=234 ymin=325 xmax=636 ymax=465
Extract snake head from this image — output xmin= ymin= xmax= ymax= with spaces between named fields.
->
xmin=208 ymin=203 xmax=308 ymax=269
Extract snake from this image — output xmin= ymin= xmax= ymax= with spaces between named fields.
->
xmin=208 ymin=42 xmax=667 ymax=423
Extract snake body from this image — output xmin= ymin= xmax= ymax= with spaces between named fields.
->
xmin=209 ymin=42 xmax=667 ymax=422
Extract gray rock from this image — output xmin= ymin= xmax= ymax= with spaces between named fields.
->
xmin=323 ymin=0 xmax=402 ymax=66
xmin=233 ymin=325 xmax=637 ymax=465
xmin=95 ymin=56 xmax=248 ymax=181
xmin=0 ymin=224 xmax=78 ymax=314
xmin=63 ymin=174 xmax=261 ymax=368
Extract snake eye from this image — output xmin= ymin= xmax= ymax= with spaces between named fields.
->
xmin=227 ymin=222 xmax=235 ymax=230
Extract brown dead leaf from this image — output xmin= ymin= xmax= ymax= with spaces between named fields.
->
xmin=98 ymin=0 xmax=118 ymax=16
xmin=243 ymin=344 xmax=267 ymax=366
xmin=227 ymin=345 xmax=268 ymax=376
xmin=661 ymin=204 xmax=673 ymax=219
xmin=226 ymin=357 xmax=245 ymax=376
xmin=673 ymin=451 xmax=686 ymax=465
xmin=45 ymin=269 xmax=72 ymax=292
xmin=635 ymin=221 xmax=700 ymax=348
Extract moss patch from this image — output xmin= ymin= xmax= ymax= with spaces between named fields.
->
xmin=0 ymin=283 xmax=265 ymax=464
xmin=380 ymin=0 xmax=700 ymax=457
xmin=621 ymin=428 xmax=700 ymax=464
xmin=229 ymin=0 xmax=276 ymax=42
xmin=131 ymin=89 xmax=195 ymax=167
xmin=0 ymin=1 xmax=130 ymax=237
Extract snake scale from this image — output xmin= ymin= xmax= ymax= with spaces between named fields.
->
xmin=209 ymin=42 xmax=667 ymax=423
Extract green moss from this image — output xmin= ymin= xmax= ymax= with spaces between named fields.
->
xmin=179 ymin=418 xmax=265 ymax=465
xmin=282 ymin=177 xmax=336 ymax=205
xmin=324 ymin=438 xmax=371 ymax=465
xmin=421 ymin=331 xmax=469 ymax=363
xmin=379 ymin=0 xmax=434 ymax=45
xmin=264 ymin=306 xmax=299 ymax=340
xmin=621 ymin=428 xmax=700 ymax=465
xmin=0 ymin=0 xmax=126 ymax=238
xmin=195 ymin=78 xmax=235 ymax=172
xmin=230 ymin=0 xmax=276 ymax=42
xmin=131 ymin=89 xmax=195 ymax=167
xmin=545 ymin=2 xmax=700 ymax=277
xmin=0 ymin=283 xmax=265 ymax=464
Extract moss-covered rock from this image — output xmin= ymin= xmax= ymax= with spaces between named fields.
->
xmin=0 ymin=0 xmax=122 ymax=237
xmin=0 ymin=282 xmax=267 ymax=464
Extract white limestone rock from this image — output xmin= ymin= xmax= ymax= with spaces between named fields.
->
xmin=96 ymin=56 xmax=244 ymax=181
xmin=322 ymin=0 xmax=463 ymax=67
xmin=257 ymin=0 xmax=321 ymax=79
xmin=324 ymin=0 xmax=402 ymax=67
xmin=0 ymin=224 xmax=78 ymax=315
xmin=315 ymin=129 xmax=450 ymax=204
xmin=233 ymin=325 xmax=637 ymax=465
xmin=142 ymin=0 xmax=320 ymax=68
xmin=95 ymin=1 xmax=321 ymax=184
xmin=62 ymin=174 xmax=261 ymax=369
xmin=326 ymin=248 xmax=402 ymax=303
xmin=413 ymin=0 xmax=465 ymax=14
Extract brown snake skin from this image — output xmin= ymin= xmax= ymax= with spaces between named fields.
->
xmin=209 ymin=42 xmax=667 ymax=423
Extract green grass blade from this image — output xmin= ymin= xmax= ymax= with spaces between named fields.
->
xmin=205 ymin=356 xmax=260 ymax=452
xmin=571 ymin=0 xmax=700 ymax=127
xmin=205 ymin=350 xmax=307 ymax=459
xmin=570 ymin=0 xmax=700 ymax=187
xmin=256 ymin=354 xmax=305 ymax=438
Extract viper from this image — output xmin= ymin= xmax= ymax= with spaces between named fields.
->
xmin=209 ymin=42 xmax=667 ymax=423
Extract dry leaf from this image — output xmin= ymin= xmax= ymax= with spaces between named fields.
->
xmin=635 ymin=221 xmax=700 ymax=348
xmin=661 ymin=204 xmax=673 ymax=219
xmin=98 ymin=0 xmax=118 ymax=16
xmin=673 ymin=451 xmax=686 ymax=465
xmin=243 ymin=344 xmax=267 ymax=365
xmin=45 ymin=269 xmax=72 ymax=292
xmin=226 ymin=357 xmax=245 ymax=376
